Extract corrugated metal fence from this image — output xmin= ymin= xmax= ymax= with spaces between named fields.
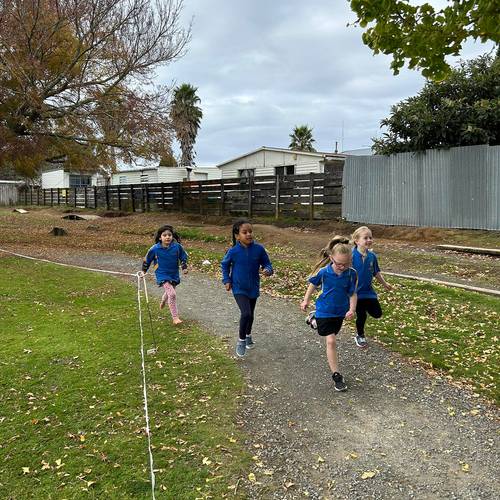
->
xmin=342 ymin=144 xmax=500 ymax=230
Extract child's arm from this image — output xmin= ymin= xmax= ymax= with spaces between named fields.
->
xmin=179 ymin=245 xmax=188 ymax=274
xmin=221 ymin=249 xmax=233 ymax=291
xmin=345 ymin=292 xmax=357 ymax=319
xmin=375 ymin=272 xmax=393 ymax=291
xmin=141 ymin=247 xmax=155 ymax=274
xmin=300 ymin=283 xmax=317 ymax=311
xmin=260 ymin=247 xmax=273 ymax=276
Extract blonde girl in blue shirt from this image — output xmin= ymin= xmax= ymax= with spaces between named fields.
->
xmin=351 ymin=226 xmax=392 ymax=348
xmin=301 ymin=236 xmax=357 ymax=392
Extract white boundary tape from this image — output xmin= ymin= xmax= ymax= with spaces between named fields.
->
xmin=385 ymin=271 xmax=500 ymax=297
xmin=136 ymin=273 xmax=157 ymax=499
xmin=0 ymin=248 xmax=157 ymax=499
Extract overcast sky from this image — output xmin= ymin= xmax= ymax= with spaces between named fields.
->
xmin=156 ymin=0 xmax=493 ymax=166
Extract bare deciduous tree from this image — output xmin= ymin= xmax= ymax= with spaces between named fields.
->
xmin=0 ymin=0 xmax=191 ymax=176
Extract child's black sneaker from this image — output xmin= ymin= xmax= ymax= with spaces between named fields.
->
xmin=332 ymin=372 xmax=347 ymax=392
xmin=355 ymin=335 xmax=368 ymax=348
xmin=245 ymin=335 xmax=255 ymax=349
xmin=305 ymin=310 xmax=318 ymax=330
xmin=235 ymin=340 xmax=246 ymax=357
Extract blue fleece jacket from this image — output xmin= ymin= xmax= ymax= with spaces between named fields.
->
xmin=221 ymin=241 xmax=273 ymax=298
xmin=142 ymin=241 xmax=188 ymax=285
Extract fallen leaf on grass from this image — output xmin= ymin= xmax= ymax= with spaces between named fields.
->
xmin=361 ymin=471 xmax=376 ymax=479
xmin=248 ymin=472 xmax=256 ymax=482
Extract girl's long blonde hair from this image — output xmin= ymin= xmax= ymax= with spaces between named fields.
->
xmin=311 ymin=235 xmax=351 ymax=275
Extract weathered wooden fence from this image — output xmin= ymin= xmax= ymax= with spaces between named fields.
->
xmin=0 ymin=183 xmax=21 ymax=205
xmin=18 ymin=171 xmax=343 ymax=220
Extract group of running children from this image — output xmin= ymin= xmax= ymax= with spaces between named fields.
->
xmin=141 ymin=220 xmax=392 ymax=392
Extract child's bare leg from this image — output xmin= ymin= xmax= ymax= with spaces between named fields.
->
xmin=325 ymin=334 xmax=339 ymax=373
xmin=162 ymin=282 xmax=182 ymax=324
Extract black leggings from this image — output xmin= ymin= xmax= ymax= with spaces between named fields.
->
xmin=356 ymin=298 xmax=382 ymax=336
xmin=234 ymin=294 xmax=257 ymax=340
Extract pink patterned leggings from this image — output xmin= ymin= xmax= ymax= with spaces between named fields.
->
xmin=161 ymin=282 xmax=178 ymax=319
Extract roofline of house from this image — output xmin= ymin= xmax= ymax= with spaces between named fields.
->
xmin=114 ymin=167 xmax=159 ymax=174
xmin=216 ymin=146 xmax=345 ymax=168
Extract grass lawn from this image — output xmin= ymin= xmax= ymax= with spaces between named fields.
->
xmin=0 ymin=257 xmax=250 ymax=499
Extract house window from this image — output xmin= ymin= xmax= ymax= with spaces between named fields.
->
xmin=119 ymin=176 xmax=128 ymax=185
xmin=238 ymin=168 xmax=255 ymax=178
xmin=140 ymin=174 xmax=149 ymax=183
xmin=275 ymin=165 xmax=295 ymax=176
xmin=69 ymin=174 xmax=91 ymax=187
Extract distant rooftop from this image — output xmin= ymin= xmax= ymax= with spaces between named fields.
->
xmin=217 ymin=146 xmax=345 ymax=168
xmin=342 ymin=147 xmax=373 ymax=156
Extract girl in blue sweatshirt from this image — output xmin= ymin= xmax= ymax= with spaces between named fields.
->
xmin=142 ymin=224 xmax=188 ymax=325
xmin=351 ymin=226 xmax=392 ymax=348
xmin=221 ymin=219 xmax=273 ymax=357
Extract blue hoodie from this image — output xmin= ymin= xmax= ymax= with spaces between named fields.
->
xmin=221 ymin=241 xmax=273 ymax=298
xmin=142 ymin=241 xmax=188 ymax=285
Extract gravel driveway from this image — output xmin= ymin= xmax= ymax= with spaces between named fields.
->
xmin=8 ymin=248 xmax=499 ymax=499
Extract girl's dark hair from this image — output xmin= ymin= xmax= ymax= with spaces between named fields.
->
xmin=154 ymin=224 xmax=181 ymax=244
xmin=231 ymin=218 xmax=251 ymax=246
xmin=311 ymin=235 xmax=351 ymax=274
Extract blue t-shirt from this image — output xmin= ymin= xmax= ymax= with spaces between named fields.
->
xmin=143 ymin=241 xmax=188 ymax=285
xmin=221 ymin=241 xmax=273 ymax=299
xmin=351 ymin=247 xmax=380 ymax=299
xmin=308 ymin=265 xmax=357 ymax=318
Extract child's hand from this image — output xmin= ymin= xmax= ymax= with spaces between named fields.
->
xmin=261 ymin=268 xmax=272 ymax=277
xmin=384 ymin=283 xmax=393 ymax=291
xmin=300 ymin=300 xmax=309 ymax=312
xmin=137 ymin=271 xmax=145 ymax=278
xmin=182 ymin=268 xmax=188 ymax=275
xmin=225 ymin=283 xmax=232 ymax=291
xmin=345 ymin=309 xmax=355 ymax=320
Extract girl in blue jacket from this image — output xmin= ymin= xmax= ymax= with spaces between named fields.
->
xmin=142 ymin=224 xmax=188 ymax=325
xmin=221 ymin=219 xmax=273 ymax=357
xmin=351 ymin=226 xmax=392 ymax=348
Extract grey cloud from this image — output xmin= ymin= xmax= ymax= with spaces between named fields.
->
xmin=158 ymin=0 xmax=493 ymax=164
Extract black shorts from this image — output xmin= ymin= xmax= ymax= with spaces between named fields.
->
xmin=316 ymin=317 xmax=344 ymax=337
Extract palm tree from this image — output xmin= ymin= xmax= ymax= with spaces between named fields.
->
xmin=289 ymin=125 xmax=316 ymax=152
xmin=170 ymin=84 xmax=203 ymax=174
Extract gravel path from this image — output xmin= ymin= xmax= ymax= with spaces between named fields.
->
xmin=6 ymin=248 xmax=500 ymax=499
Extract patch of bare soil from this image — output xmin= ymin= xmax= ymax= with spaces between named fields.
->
xmin=2 ymin=208 xmax=499 ymax=290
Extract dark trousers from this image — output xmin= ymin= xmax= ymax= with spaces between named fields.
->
xmin=234 ymin=294 xmax=257 ymax=340
xmin=356 ymin=298 xmax=382 ymax=336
